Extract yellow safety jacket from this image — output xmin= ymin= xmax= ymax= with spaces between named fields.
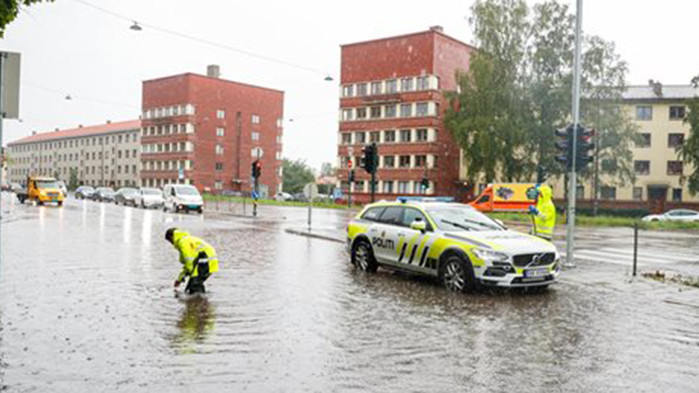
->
xmin=172 ymin=230 xmax=219 ymax=283
xmin=533 ymin=185 xmax=556 ymax=240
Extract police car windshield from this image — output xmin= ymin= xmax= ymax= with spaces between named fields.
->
xmin=427 ymin=206 xmax=504 ymax=232
xmin=175 ymin=186 xmax=199 ymax=196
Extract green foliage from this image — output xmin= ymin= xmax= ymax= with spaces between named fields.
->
xmin=68 ymin=168 xmax=79 ymax=190
xmin=319 ymin=162 xmax=335 ymax=177
xmin=447 ymin=0 xmax=636 ymax=187
xmin=0 ymin=0 xmax=52 ymax=37
xmin=677 ymin=76 xmax=699 ymax=196
xmin=282 ymin=159 xmax=315 ymax=194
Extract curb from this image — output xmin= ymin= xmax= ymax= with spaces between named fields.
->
xmin=284 ymin=228 xmax=345 ymax=244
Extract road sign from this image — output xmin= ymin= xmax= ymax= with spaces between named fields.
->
xmin=303 ymin=183 xmax=318 ymax=199
xmin=1 ymin=52 xmax=20 ymax=119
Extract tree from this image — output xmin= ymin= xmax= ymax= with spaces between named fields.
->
xmin=68 ymin=168 xmax=79 ymax=190
xmin=0 ymin=0 xmax=53 ymax=37
xmin=319 ymin=162 xmax=335 ymax=177
xmin=282 ymin=159 xmax=315 ymax=194
xmin=677 ymin=76 xmax=699 ymax=195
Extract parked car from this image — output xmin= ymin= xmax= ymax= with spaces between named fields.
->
xmin=134 ymin=187 xmax=164 ymax=209
xmin=163 ymin=184 xmax=203 ymax=213
xmin=92 ymin=187 xmax=116 ymax=202
xmin=642 ymin=209 xmax=699 ymax=222
xmin=275 ymin=192 xmax=293 ymax=202
xmin=0 ymin=183 xmax=10 ymax=192
xmin=10 ymin=183 xmax=23 ymax=193
xmin=56 ymin=180 xmax=68 ymax=197
xmin=221 ymin=190 xmax=243 ymax=197
xmin=115 ymin=187 xmax=138 ymax=206
xmin=75 ymin=186 xmax=95 ymax=199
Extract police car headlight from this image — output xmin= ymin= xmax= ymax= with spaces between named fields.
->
xmin=473 ymin=248 xmax=509 ymax=262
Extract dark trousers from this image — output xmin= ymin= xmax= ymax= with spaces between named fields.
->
xmin=185 ymin=252 xmax=211 ymax=294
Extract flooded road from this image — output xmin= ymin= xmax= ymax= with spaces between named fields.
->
xmin=1 ymin=196 xmax=698 ymax=392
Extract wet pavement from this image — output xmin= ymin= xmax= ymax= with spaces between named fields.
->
xmin=1 ymin=194 xmax=698 ymax=392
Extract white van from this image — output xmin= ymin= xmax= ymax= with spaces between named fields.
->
xmin=162 ymin=184 xmax=204 ymax=214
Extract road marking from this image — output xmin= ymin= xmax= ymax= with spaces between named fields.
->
xmin=560 ymin=248 xmax=699 ymax=267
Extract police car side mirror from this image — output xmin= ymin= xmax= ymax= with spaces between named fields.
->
xmin=410 ymin=220 xmax=427 ymax=233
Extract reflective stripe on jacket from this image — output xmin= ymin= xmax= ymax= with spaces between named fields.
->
xmin=533 ymin=185 xmax=556 ymax=240
xmin=172 ymin=230 xmax=219 ymax=282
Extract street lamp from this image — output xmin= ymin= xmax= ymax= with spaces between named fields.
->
xmin=130 ymin=22 xmax=142 ymax=31
xmin=324 ymin=75 xmax=333 ymax=82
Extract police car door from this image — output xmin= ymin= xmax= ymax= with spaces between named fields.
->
xmin=397 ymin=207 xmax=432 ymax=272
xmin=370 ymin=206 xmax=404 ymax=264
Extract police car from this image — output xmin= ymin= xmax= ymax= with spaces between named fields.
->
xmin=347 ymin=198 xmax=560 ymax=292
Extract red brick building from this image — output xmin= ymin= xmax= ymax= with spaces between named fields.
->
xmin=140 ymin=66 xmax=284 ymax=196
xmin=338 ymin=27 xmax=473 ymax=203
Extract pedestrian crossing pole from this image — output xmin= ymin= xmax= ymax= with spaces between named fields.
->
xmin=565 ymin=0 xmax=583 ymax=268
xmin=0 ymin=53 xmax=5 ymax=285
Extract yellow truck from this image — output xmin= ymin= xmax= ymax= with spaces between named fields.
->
xmin=16 ymin=176 xmax=65 ymax=206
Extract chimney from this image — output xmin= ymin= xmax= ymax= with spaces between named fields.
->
xmin=649 ymin=79 xmax=663 ymax=97
xmin=106 ymin=120 xmax=111 ymax=124
xmin=430 ymin=25 xmax=444 ymax=33
xmin=78 ymin=124 xmax=83 ymax=128
xmin=32 ymin=131 xmax=37 ymax=135
xmin=54 ymin=128 xmax=59 ymax=132
xmin=207 ymin=64 xmax=220 ymax=79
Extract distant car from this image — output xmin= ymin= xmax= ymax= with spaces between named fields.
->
xmin=134 ymin=187 xmax=164 ymax=209
xmin=114 ymin=187 xmax=138 ymax=206
xmin=642 ymin=209 xmax=699 ymax=222
xmin=75 ymin=186 xmax=95 ymax=199
xmin=163 ymin=184 xmax=203 ymax=214
xmin=10 ymin=183 xmax=23 ymax=193
xmin=275 ymin=192 xmax=293 ymax=202
xmin=92 ymin=187 xmax=116 ymax=202
xmin=56 ymin=180 xmax=68 ymax=197
xmin=0 ymin=183 xmax=10 ymax=192
xmin=221 ymin=190 xmax=243 ymax=197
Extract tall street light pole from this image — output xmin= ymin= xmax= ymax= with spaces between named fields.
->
xmin=565 ymin=0 xmax=583 ymax=268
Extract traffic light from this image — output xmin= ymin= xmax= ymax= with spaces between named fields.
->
xmin=251 ymin=160 xmax=262 ymax=178
xmin=420 ymin=177 xmax=429 ymax=191
xmin=361 ymin=143 xmax=378 ymax=174
xmin=575 ymin=127 xmax=595 ymax=171
xmin=554 ymin=125 xmax=574 ymax=169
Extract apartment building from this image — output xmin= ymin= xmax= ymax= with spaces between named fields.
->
xmin=337 ymin=27 xmax=473 ymax=203
xmin=6 ymin=120 xmax=141 ymax=187
xmin=548 ymin=82 xmax=699 ymax=209
xmin=140 ymin=65 xmax=284 ymax=196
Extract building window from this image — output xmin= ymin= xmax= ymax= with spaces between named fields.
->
xmin=636 ymin=133 xmax=651 ymax=148
xmin=634 ymin=160 xmax=650 ymax=175
xmin=342 ymin=133 xmax=352 ymax=144
xmin=371 ymin=81 xmax=382 ymax=95
xmin=342 ymin=109 xmax=354 ymax=121
xmin=354 ymin=180 xmax=365 ymax=192
xmin=400 ymin=129 xmax=411 ymax=142
xmin=217 ymin=109 xmax=225 ymax=119
xmin=384 ymin=130 xmax=396 ymax=143
xmin=416 ymin=103 xmax=429 ymax=117
xmin=400 ymin=104 xmax=412 ymax=118
xmin=672 ymin=188 xmax=682 ymax=202
xmin=415 ymin=155 xmax=427 ymax=168
xmin=401 ymin=78 xmax=413 ymax=92
xmin=417 ymin=76 xmax=429 ymax=90
xmin=356 ymin=83 xmax=367 ymax=96
xmin=252 ymin=115 xmax=260 ymax=124
xmin=383 ymin=181 xmax=394 ymax=193
xmin=215 ymin=162 xmax=223 ymax=171
xmin=668 ymin=133 xmax=685 ymax=148
xmin=355 ymin=132 xmax=366 ymax=144
xmin=356 ymin=107 xmax=367 ymax=119
xmin=215 ymin=181 xmax=223 ymax=190
xmin=216 ymin=127 xmax=225 ymax=137
xmin=369 ymin=131 xmax=380 ymax=143
xmin=343 ymin=85 xmax=354 ymax=97
xmin=600 ymin=186 xmax=616 ymax=200
xmin=385 ymin=105 xmax=396 ymax=118
xmin=383 ymin=156 xmax=395 ymax=168
xmin=398 ymin=181 xmax=409 ymax=193
xmin=386 ymin=79 xmax=397 ymax=94
xmin=216 ymin=145 xmax=224 ymax=155
xmin=398 ymin=155 xmax=411 ymax=168
xmin=667 ymin=161 xmax=683 ymax=176
xmin=669 ymin=105 xmax=685 ymax=120
xmin=252 ymin=132 xmax=260 ymax=141
xmin=636 ymin=106 xmax=652 ymax=121
xmin=370 ymin=106 xmax=381 ymax=119
xmin=632 ymin=187 xmax=643 ymax=201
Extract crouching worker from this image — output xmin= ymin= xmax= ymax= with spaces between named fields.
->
xmin=165 ymin=228 xmax=219 ymax=294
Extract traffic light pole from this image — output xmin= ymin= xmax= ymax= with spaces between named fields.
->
xmin=565 ymin=0 xmax=583 ymax=268
xmin=370 ymin=171 xmax=375 ymax=203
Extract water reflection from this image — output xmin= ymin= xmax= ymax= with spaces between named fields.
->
xmin=173 ymin=295 xmax=216 ymax=350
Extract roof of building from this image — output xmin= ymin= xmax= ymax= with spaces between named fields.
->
xmin=8 ymin=119 xmax=141 ymax=146
xmin=341 ymin=27 xmax=476 ymax=51
xmin=623 ymin=84 xmax=699 ymax=101
xmin=142 ymin=72 xmax=284 ymax=95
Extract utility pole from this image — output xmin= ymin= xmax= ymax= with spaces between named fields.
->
xmin=0 ymin=52 xmax=6 ymax=287
xmin=566 ymin=0 xmax=583 ymax=268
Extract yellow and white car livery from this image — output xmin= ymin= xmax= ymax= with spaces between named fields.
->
xmin=347 ymin=199 xmax=560 ymax=292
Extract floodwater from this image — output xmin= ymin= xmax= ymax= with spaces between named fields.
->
xmin=1 ymin=195 xmax=698 ymax=392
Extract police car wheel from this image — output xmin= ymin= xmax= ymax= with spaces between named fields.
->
xmin=352 ymin=240 xmax=378 ymax=273
xmin=441 ymin=256 xmax=474 ymax=293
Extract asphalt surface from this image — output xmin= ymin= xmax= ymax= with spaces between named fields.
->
xmin=1 ymin=193 xmax=698 ymax=392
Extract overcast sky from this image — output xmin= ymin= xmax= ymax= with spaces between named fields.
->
xmin=1 ymin=0 xmax=697 ymax=170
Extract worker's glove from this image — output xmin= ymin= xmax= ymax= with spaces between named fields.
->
xmin=174 ymin=280 xmax=181 ymax=288
xmin=528 ymin=206 xmax=539 ymax=215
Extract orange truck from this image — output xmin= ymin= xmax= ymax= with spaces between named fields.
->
xmin=468 ymin=183 xmax=538 ymax=212
xmin=16 ymin=176 xmax=65 ymax=206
